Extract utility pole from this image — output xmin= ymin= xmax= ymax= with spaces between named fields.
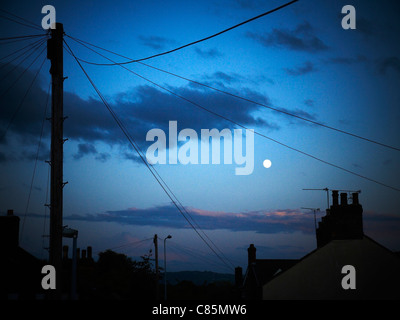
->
xmin=47 ymin=22 xmax=65 ymax=297
xmin=163 ymin=235 xmax=172 ymax=300
xmin=153 ymin=234 xmax=159 ymax=299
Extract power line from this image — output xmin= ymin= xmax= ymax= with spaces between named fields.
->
xmin=94 ymin=237 xmax=154 ymax=255
xmin=64 ymin=40 xmax=235 ymax=271
xmin=0 ymin=45 xmax=47 ymax=141
xmin=0 ymin=14 xmax=44 ymax=31
xmin=64 ymin=38 xmax=400 ymax=192
xmin=0 ymin=37 xmax=47 ymax=83
xmin=168 ymin=240 xmax=234 ymax=273
xmin=64 ymin=38 xmax=236 ymax=270
xmin=67 ymin=34 xmax=400 ymax=153
xmin=0 ymin=34 xmax=47 ymax=41
xmin=0 ymin=36 xmax=47 ymax=64
xmin=0 ymin=8 xmax=43 ymax=31
xmin=71 ymin=0 xmax=298 ymax=66
xmin=21 ymin=81 xmax=51 ymax=241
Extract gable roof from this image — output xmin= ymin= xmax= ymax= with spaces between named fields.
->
xmin=262 ymin=236 xmax=400 ymax=300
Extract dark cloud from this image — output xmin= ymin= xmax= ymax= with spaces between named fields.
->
xmin=201 ymin=71 xmax=274 ymax=87
xmin=247 ymin=22 xmax=329 ymax=53
xmin=377 ymin=56 xmax=400 ymax=75
xmin=73 ymin=143 xmax=97 ymax=160
xmin=74 ymin=143 xmax=97 ymax=159
xmin=355 ymin=17 xmax=375 ymax=37
xmin=304 ymin=99 xmax=314 ymax=107
xmin=95 ymin=152 xmax=111 ymax=162
xmin=64 ymin=204 xmax=315 ymax=234
xmin=204 ymin=71 xmax=242 ymax=85
xmin=284 ymin=61 xmax=317 ymax=76
xmin=0 ymin=62 xmax=282 ymax=163
xmin=193 ymin=47 xmax=223 ymax=59
xmin=325 ymin=55 xmax=367 ymax=65
xmin=1 ymin=60 xmax=322 ymax=164
xmin=137 ymin=35 xmax=176 ymax=50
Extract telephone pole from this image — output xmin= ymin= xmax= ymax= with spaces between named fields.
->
xmin=47 ymin=22 xmax=65 ymax=295
xmin=153 ymin=234 xmax=159 ymax=299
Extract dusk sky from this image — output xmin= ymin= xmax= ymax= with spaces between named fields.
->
xmin=1 ymin=0 xmax=400 ymax=273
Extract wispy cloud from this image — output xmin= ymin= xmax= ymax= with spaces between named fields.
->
xmin=325 ymin=55 xmax=367 ymax=65
xmin=284 ymin=61 xmax=317 ymax=76
xmin=73 ymin=143 xmax=111 ymax=162
xmin=138 ymin=35 xmax=176 ymax=50
xmin=73 ymin=143 xmax=97 ymax=160
xmin=194 ymin=47 xmax=223 ymax=59
xmin=64 ymin=205 xmax=315 ymax=234
xmin=377 ymin=56 xmax=400 ymax=75
xmin=247 ymin=22 xmax=329 ymax=53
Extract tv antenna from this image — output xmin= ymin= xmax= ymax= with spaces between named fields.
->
xmin=303 ymin=188 xmax=330 ymax=209
xmin=303 ymin=188 xmax=361 ymax=208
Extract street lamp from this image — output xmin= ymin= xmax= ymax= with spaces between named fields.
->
xmin=163 ymin=235 xmax=172 ymax=300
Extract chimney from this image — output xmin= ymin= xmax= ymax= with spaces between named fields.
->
xmin=340 ymin=193 xmax=348 ymax=206
xmin=352 ymin=192 xmax=359 ymax=205
xmin=0 ymin=209 xmax=20 ymax=249
xmin=235 ymin=267 xmax=243 ymax=288
xmin=247 ymin=244 xmax=256 ymax=265
xmin=87 ymin=246 xmax=92 ymax=259
xmin=317 ymin=190 xmax=364 ymax=247
xmin=82 ymin=249 xmax=87 ymax=259
xmin=332 ymin=190 xmax=339 ymax=206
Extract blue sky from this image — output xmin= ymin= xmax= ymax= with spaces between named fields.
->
xmin=0 ymin=0 xmax=400 ymax=273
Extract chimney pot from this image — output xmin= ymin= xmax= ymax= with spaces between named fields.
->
xmin=352 ymin=193 xmax=359 ymax=205
xmin=7 ymin=209 xmax=14 ymax=216
xmin=247 ymin=244 xmax=256 ymax=265
xmin=87 ymin=246 xmax=92 ymax=259
xmin=332 ymin=190 xmax=339 ymax=206
xmin=340 ymin=193 xmax=348 ymax=206
xmin=235 ymin=267 xmax=243 ymax=288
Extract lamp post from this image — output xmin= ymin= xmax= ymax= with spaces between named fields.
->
xmin=163 ymin=235 xmax=172 ymax=300
xmin=62 ymin=226 xmax=78 ymax=300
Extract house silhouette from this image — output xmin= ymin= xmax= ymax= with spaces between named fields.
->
xmin=242 ymin=191 xmax=400 ymax=300
xmin=0 ymin=210 xmax=44 ymax=299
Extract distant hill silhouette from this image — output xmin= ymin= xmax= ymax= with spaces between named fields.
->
xmin=165 ymin=271 xmax=234 ymax=286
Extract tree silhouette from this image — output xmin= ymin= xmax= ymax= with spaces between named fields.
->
xmin=81 ymin=249 xmax=157 ymax=299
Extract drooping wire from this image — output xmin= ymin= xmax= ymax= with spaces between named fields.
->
xmin=63 ymin=38 xmax=237 ymax=269
xmin=0 ymin=14 xmax=44 ymax=31
xmin=67 ymin=34 xmax=400 ymax=153
xmin=20 ymin=80 xmax=51 ymax=242
xmin=68 ymin=0 xmax=298 ymax=66
xmin=0 ymin=36 xmax=48 ymax=64
xmin=168 ymin=240 xmax=234 ymax=273
xmin=0 ymin=45 xmax=47 ymax=141
xmin=0 ymin=37 xmax=48 ymax=84
xmin=64 ymin=40 xmax=235 ymax=271
xmin=0 ymin=34 xmax=47 ymax=41
xmin=94 ymin=237 xmax=154 ymax=255
xmin=63 ymin=38 xmax=400 ymax=192
xmin=0 ymin=8 xmax=43 ymax=31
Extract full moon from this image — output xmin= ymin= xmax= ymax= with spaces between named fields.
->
xmin=263 ymin=159 xmax=272 ymax=168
